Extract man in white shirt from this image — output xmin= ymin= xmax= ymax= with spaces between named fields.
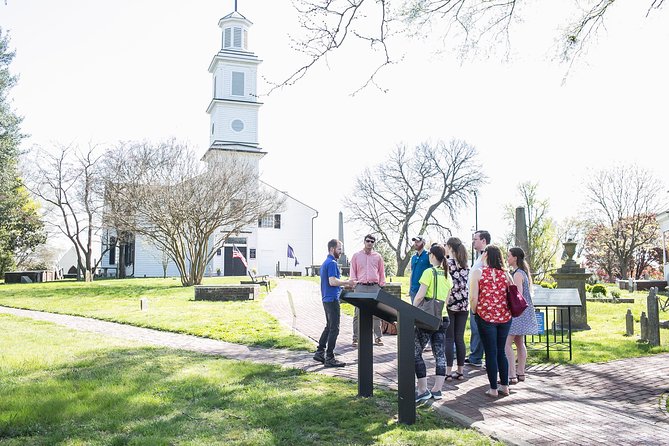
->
xmin=465 ymin=230 xmax=491 ymax=367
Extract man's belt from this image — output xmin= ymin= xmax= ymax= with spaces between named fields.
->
xmin=359 ymin=282 xmax=379 ymax=286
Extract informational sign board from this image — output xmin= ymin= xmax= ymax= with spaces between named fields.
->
xmin=536 ymin=311 xmax=545 ymax=334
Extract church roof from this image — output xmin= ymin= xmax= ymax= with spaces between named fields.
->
xmin=260 ymin=180 xmax=319 ymax=214
xmin=221 ymin=10 xmax=252 ymax=23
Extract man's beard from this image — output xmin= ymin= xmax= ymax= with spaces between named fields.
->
xmin=333 ymin=251 xmax=341 ymax=260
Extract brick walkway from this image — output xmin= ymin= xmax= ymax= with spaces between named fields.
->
xmin=2 ymin=278 xmax=669 ymax=445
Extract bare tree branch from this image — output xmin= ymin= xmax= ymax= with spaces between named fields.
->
xmin=345 ymin=139 xmax=485 ymax=275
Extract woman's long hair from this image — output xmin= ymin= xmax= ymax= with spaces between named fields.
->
xmin=509 ymin=247 xmax=532 ymax=281
xmin=484 ymin=245 xmax=505 ymax=270
xmin=430 ymin=243 xmax=450 ymax=280
xmin=446 ymin=237 xmax=469 ymax=269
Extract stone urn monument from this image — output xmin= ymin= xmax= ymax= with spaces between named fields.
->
xmin=552 ymin=240 xmax=591 ymax=330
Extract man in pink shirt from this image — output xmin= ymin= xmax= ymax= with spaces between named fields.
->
xmin=350 ymin=234 xmax=386 ymax=347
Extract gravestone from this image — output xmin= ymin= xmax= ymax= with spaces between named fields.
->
xmin=640 ymin=312 xmax=648 ymax=341
xmin=552 ymin=240 xmax=590 ymax=329
xmin=646 ymin=287 xmax=661 ymax=347
xmin=625 ymin=309 xmax=634 ymax=336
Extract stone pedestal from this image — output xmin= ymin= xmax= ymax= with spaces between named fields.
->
xmin=552 ymin=241 xmax=591 ymax=330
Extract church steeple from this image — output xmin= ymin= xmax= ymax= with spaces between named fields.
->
xmin=203 ymin=2 xmax=265 ymax=166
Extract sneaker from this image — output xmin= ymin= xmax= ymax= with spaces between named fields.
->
xmin=313 ymin=351 xmax=325 ymax=363
xmin=431 ymin=390 xmax=443 ymax=400
xmin=324 ymin=357 xmax=346 ymax=367
xmin=352 ymin=340 xmax=358 ymax=347
xmin=415 ymin=389 xmax=432 ymax=403
xmin=465 ymin=358 xmax=483 ymax=367
xmin=374 ymin=338 xmax=384 ymax=346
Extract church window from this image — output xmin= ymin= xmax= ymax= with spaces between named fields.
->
xmin=249 ymin=249 xmax=256 ymax=259
xmin=211 ymin=123 xmax=215 ymax=135
xmin=124 ymin=242 xmax=134 ymax=266
xmin=243 ymin=30 xmax=248 ymax=49
xmin=233 ymin=27 xmax=242 ymax=48
xmin=258 ymin=214 xmax=281 ymax=229
xmin=109 ymin=236 xmax=117 ymax=265
xmin=224 ymin=28 xmax=231 ymax=48
xmin=216 ymin=248 xmax=221 ymax=256
xmin=213 ymin=76 xmax=217 ymax=96
xmin=231 ymin=119 xmax=244 ymax=132
xmin=231 ymin=72 xmax=244 ymax=96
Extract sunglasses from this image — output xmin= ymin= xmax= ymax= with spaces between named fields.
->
xmin=365 ymin=239 xmax=375 ymax=244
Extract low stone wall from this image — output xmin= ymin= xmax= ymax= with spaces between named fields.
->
xmin=618 ymin=280 xmax=668 ymax=291
xmin=587 ymin=298 xmax=635 ymax=304
xmin=194 ymin=284 xmax=259 ymax=301
xmin=383 ymin=282 xmax=402 ymax=300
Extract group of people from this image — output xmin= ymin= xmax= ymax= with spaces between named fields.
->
xmin=313 ymin=230 xmax=539 ymax=401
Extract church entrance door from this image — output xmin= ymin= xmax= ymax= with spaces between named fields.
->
xmin=224 ymin=246 xmax=247 ymax=276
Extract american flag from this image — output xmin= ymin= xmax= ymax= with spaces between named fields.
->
xmin=232 ymin=245 xmax=248 ymax=268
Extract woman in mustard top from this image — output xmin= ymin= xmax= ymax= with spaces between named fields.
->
xmin=413 ymin=243 xmax=453 ymax=402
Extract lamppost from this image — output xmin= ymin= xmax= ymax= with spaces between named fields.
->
xmin=471 ymin=191 xmax=478 ymax=266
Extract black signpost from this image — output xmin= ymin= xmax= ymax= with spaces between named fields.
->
xmin=340 ymin=288 xmax=440 ymax=425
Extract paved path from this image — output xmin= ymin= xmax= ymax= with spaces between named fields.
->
xmin=2 ymin=278 xmax=668 ymax=445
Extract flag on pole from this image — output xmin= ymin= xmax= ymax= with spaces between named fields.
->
xmin=232 ymin=245 xmax=248 ymax=268
xmin=287 ymin=244 xmax=299 ymax=266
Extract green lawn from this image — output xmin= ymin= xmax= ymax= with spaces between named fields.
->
xmin=0 ymin=314 xmax=496 ymax=446
xmin=0 ymin=277 xmax=312 ymax=351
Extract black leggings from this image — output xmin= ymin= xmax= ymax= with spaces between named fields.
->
xmin=414 ymin=317 xmax=449 ymax=379
xmin=445 ymin=310 xmax=468 ymax=367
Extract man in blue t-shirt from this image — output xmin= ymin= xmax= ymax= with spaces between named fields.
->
xmin=409 ymin=236 xmax=431 ymax=303
xmin=314 ymin=239 xmax=356 ymax=367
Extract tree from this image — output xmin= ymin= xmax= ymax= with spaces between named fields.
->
xmin=103 ymin=140 xmax=282 ymax=287
xmin=584 ymin=165 xmax=667 ymax=280
xmin=25 ymin=144 xmax=107 ymax=282
xmin=278 ymin=1 xmax=665 ymax=92
xmin=584 ymin=214 xmax=663 ymax=281
xmin=504 ymin=182 xmax=560 ymax=282
xmin=345 ymin=139 xmax=484 ymax=276
xmin=0 ymin=27 xmax=45 ymax=274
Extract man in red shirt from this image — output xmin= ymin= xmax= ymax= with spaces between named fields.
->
xmin=350 ymin=234 xmax=386 ymax=347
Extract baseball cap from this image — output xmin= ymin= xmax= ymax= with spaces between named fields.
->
xmin=411 ymin=236 xmax=425 ymax=243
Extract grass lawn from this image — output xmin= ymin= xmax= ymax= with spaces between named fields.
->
xmin=0 ymin=277 xmax=312 ymax=351
xmin=0 ymin=314 xmax=496 ymax=446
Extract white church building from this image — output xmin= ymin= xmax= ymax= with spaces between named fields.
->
xmin=100 ymin=6 xmax=317 ymax=278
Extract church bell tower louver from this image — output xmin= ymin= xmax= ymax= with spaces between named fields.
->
xmin=203 ymin=3 xmax=265 ymax=171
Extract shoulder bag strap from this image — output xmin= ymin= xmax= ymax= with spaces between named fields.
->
xmin=432 ymin=267 xmax=438 ymax=299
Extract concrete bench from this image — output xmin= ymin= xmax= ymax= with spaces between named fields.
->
xmin=194 ymin=284 xmax=259 ymax=301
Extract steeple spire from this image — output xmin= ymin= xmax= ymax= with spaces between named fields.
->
xmin=234 ymin=0 xmax=238 ymax=11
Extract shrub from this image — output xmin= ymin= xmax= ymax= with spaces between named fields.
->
xmin=539 ymin=281 xmax=552 ymax=289
xmin=611 ymin=289 xmax=621 ymax=299
xmin=585 ymin=284 xmax=593 ymax=293
xmin=591 ymin=284 xmax=607 ymax=296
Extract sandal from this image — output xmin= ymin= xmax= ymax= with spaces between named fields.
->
xmin=445 ymin=374 xmax=454 ymax=381
xmin=451 ymin=372 xmax=464 ymax=380
xmin=498 ymin=386 xmax=510 ymax=396
xmin=497 ymin=377 xmax=517 ymax=385
xmin=484 ymin=390 xmax=498 ymax=398
xmin=517 ymin=374 xmax=525 ymax=382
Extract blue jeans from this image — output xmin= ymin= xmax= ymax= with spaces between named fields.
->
xmin=317 ymin=301 xmax=340 ymax=358
xmin=468 ymin=311 xmax=484 ymax=364
xmin=475 ymin=314 xmax=512 ymax=389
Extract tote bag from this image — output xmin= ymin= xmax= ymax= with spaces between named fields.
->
xmin=417 ymin=268 xmax=445 ymax=323
xmin=506 ymin=282 xmax=529 ymax=317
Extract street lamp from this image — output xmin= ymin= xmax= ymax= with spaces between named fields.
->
xmin=471 ymin=191 xmax=479 ymax=266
